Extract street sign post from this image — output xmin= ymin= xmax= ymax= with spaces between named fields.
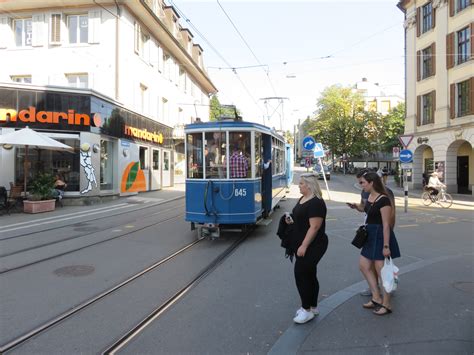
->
xmin=398 ymin=135 xmax=414 ymax=148
xmin=392 ymin=146 xmax=400 ymax=159
xmin=399 ymin=149 xmax=413 ymax=213
xmin=313 ymin=142 xmax=331 ymax=200
xmin=302 ymin=136 xmax=316 ymax=151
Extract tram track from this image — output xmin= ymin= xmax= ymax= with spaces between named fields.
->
xmin=0 ymin=229 xmax=251 ymax=354
xmin=0 ymin=210 xmax=185 ymax=275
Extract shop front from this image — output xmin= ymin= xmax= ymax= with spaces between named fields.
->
xmin=0 ymin=86 xmax=173 ymax=201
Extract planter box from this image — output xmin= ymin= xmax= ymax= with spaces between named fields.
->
xmin=23 ymin=199 xmax=56 ymax=214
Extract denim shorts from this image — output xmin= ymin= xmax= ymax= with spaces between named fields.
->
xmin=361 ymin=224 xmax=401 ymax=261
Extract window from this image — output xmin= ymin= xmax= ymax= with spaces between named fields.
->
xmin=457 ymin=27 xmax=470 ymax=65
xmin=457 ymin=0 xmax=470 ymax=13
xmin=422 ymin=46 xmax=433 ymax=79
xmin=205 ymin=132 xmax=226 ymax=179
xmin=422 ymin=3 xmax=433 ymax=33
xmin=11 ymin=75 xmax=32 ymax=83
xmin=152 ymin=150 xmax=160 ymax=170
xmin=187 ymin=133 xmax=203 ymax=179
xmin=66 ymin=73 xmax=88 ymax=88
xmin=14 ymin=18 xmax=32 ymax=47
xmin=422 ymin=92 xmax=434 ymax=124
xmin=139 ymin=146 xmax=148 ymax=170
xmin=229 ymin=132 xmax=250 ymax=178
xmin=134 ymin=22 xmax=149 ymax=58
xmin=68 ymin=15 xmax=88 ymax=43
xmin=380 ymin=100 xmax=391 ymax=113
xmin=457 ymin=80 xmax=470 ymax=117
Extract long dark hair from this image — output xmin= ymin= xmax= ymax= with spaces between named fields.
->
xmin=363 ymin=172 xmax=396 ymax=227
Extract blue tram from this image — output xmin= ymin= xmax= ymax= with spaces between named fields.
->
xmin=184 ymin=119 xmax=292 ymax=237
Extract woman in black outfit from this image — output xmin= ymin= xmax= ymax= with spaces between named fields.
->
xmin=286 ymin=173 xmax=328 ymax=324
xmin=359 ymin=172 xmax=401 ymax=316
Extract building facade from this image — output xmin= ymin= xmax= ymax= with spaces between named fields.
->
xmin=0 ymin=0 xmax=217 ymax=200
xmin=398 ymin=0 xmax=473 ymax=194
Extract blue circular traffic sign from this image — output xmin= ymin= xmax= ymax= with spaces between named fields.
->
xmin=399 ymin=149 xmax=413 ymax=163
xmin=302 ymin=136 xmax=316 ymax=151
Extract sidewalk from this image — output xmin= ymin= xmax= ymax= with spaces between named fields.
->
xmin=0 ymin=184 xmax=186 ymax=225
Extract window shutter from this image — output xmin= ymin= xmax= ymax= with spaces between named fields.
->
xmin=431 ymin=90 xmax=436 ymax=123
xmin=32 ymin=14 xmax=44 ymax=47
xmin=50 ymin=13 xmax=61 ymax=45
xmin=88 ymin=10 xmax=101 ymax=44
xmin=417 ymin=95 xmax=421 ymax=126
xmin=471 ymin=23 xmax=474 ymax=60
xmin=449 ymin=0 xmax=454 ymax=16
xmin=446 ymin=32 xmax=454 ymax=69
xmin=417 ymin=50 xmax=421 ymax=81
xmin=416 ymin=7 xmax=421 ymax=37
xmin=469 ymin=77 xmax=474 ymax=115
xmin=432 ymin=7 xmax=436 ymax=30
xmin=431 ymin=42 xmax=436 ymax=76
xmin=450 ymin=83 xmax=455 ymax=119
xmin=134 ymin=22 xmax=139 ymax=54
xmin=0 ymin=16 xmax=9 ymax=49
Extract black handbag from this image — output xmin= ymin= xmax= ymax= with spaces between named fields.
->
xmin=350 ymin=195 xmax=382 ymax=249
xmin=351 ymin=225 xmax=368 ymax=248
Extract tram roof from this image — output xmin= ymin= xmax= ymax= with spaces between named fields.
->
xmin=184 ymin=120 xmax=285 ymax=141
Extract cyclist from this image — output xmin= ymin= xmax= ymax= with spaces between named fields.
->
xmin=427 ymin=172 xmax=445 ymax=198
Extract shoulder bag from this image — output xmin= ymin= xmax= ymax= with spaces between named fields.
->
xmin=351 ymin=195 xmax=382 ymax=249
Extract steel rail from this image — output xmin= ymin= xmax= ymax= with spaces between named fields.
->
xmin=0 ymin=237 xmax=203 ymax=354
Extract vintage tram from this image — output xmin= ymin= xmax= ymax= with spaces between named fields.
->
xmin=184 ymin=119 xmax=292 ymax=238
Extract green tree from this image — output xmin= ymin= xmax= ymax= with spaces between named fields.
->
xmin=380 ymin=102 xmax=405 ymax=152
xmin=209 ymin=95 xmax=221 ymax=121
xmin=307 ymin=85 xmax=369 ymax=160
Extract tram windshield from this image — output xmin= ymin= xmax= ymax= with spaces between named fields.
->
xmin=229 ymin=132 xmax=251 ymax=178
xmin=187 ymin=133 xmax=203 ymax=178
xmin=205 ymin=132 xmax=226 ymax=178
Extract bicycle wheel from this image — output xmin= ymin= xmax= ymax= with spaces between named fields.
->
xmin=438 ymin=193 xmax=453 ymax=208
xmin=421 ymin=191 xmax=432 ymax=206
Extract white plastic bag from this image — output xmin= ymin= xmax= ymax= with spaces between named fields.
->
xmin=381 ymin=257 xmax=399 ymax=293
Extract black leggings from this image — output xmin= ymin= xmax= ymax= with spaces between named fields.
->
xmin=294 ymin=235 xmax=328 ymax=309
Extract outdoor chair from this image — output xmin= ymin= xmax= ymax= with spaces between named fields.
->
xmin=5 ymin=184 xmax=24 ymax=214
xmin=0 ymin=186 xmax=7 ymax=215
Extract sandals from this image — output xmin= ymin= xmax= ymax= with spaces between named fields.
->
xmin=373 ymin=305 xmax=392 ymax=316
xmin=362 ymin=299 xmax=382 ymax=309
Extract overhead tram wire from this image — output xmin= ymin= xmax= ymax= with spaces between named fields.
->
xmin=216 ymin=0 xmax=278 ymax=97
xmin=169 ymin=0 xmax=266 ymax=117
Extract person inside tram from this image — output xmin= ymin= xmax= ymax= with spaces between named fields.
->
xmin=229 ymin=144 xmax=249 ymax=178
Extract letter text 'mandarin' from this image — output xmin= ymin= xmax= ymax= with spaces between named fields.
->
xmin=0 ymin=107 xmax=91 ymax=126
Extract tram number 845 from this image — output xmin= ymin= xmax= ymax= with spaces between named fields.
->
xmin=234 ymin=188 xmax=247 ymax=197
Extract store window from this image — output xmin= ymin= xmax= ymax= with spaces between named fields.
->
xmin=100 ymin=139 xmax=114 ymax=190
xmin=153 ymin=150 xmax=160 ymax=170
xmin=15 ymin=137 xmax=80 ymax=192
xmin=187 ymin=133 xmax=203 ymax=179
xmin=163 ymin=151 xmax=169 ymax=171
xmin=205 ymin=132 xmax=226 ymax=179
xmin=229 ymin=132 xmax=250 ymax=178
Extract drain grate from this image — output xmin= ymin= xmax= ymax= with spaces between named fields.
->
xmin=54 ymin=265 xmax=95 ymax=277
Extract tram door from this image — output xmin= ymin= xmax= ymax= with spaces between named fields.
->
xmin=150 ymin=148 xmax=162 ymax=190
xmin=162 ymin=150 xmax=171 ymax=187
xmin=262 ymin=134 xmax=272 ymax=216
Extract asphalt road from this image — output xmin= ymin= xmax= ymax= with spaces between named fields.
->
xmin=0 ymin=172 xmax=472 ymax=354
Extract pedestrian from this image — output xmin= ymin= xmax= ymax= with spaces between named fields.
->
xmin=285 ymin=172 xmax=328 ymax=324
xmin=358 ymin=172 xmax=401 ymax=316
xmin=381 ymin=167 xmax=389 ymax=185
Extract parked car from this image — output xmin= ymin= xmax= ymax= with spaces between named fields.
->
xmin=313 ymin=164 xmax=331 ymax=180
xmin=300 ymin=159 xmax=306 ymax=167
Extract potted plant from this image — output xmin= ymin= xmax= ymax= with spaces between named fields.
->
xmin=23 ymin=173 xmax=56 ymax=213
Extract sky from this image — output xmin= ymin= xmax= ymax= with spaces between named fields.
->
xmin=169 ymin=0 xmax=405 ymax=131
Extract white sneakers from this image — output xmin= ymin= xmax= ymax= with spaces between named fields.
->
xmin=293 ymin=307 xmax=316 ymax=324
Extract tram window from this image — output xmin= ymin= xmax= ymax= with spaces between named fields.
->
xmin=139 ymin=146 xmax=148 ymax=170
xmin=255 ymin=132 xmax=262 ymax=178
xmin=186 ymin=133 xmax=203 ymax=178
xmin=229 ymin=132 xmax=250 ymax=178
xmin=205 ymin=132 xmax=226 ymax=179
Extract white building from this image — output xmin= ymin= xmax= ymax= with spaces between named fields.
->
xmin=0 ymin=0 xmax=217 ymax=200
xmin=354 ymin=77 xmax=404 ymax=115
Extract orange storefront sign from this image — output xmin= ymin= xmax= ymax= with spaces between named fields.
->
xmin=0 ymin=107 xmax=102 ymax=126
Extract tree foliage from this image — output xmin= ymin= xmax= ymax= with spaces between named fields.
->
xmin=209 ymin=95 xmax=241 ymax=121
xmin=307 ymin=85 xmax=368 ymax=158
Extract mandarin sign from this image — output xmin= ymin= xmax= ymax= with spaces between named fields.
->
xmin=124 ymin=125 xmax=164 ymax=144
xmin=0 ymin=107 xmax=102 ymax=126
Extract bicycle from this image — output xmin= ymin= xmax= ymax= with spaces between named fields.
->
xmin=421 ymin=186 xmax=453 ymax=208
